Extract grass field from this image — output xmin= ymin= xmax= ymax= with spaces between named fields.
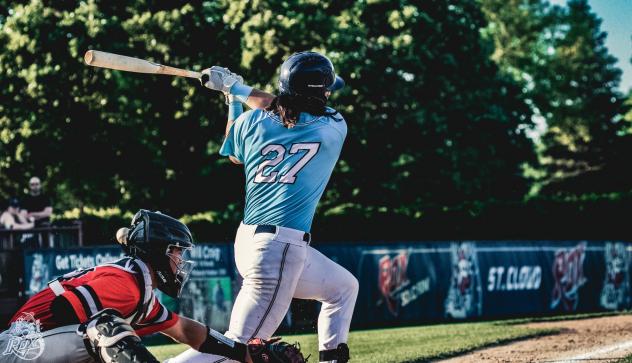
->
xmin=149 ymin=320 xmax=558 ymax=362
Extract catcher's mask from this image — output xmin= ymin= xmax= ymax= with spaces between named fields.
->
xmin=123 ymin=209 xmax=195 ymax=298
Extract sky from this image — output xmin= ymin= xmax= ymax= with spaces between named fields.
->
xmin=549 ymin=0 xmax=632 ymax=93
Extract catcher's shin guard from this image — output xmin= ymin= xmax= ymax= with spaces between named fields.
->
xmin=78 ymin=309 xmax=159 ymax=363
xmin=319 ymin=343 xmax=349 ymax=363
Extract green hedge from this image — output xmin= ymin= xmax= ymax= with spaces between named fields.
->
xmin=60 ymin=195 xmax=632 ymax=245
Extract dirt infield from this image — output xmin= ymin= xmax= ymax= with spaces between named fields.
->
xmin=436 ymin=314 xmax=632 ymax=363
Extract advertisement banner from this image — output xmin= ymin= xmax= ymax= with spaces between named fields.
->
xmin=316 ymin=240 xmax=632 ymax=326
xmin=317 ymin=244 xmax=452 ymax=325
xmin=166 ymin=244 xmax=234 ymax=332
xmin=599 ymin=242 xmax=630 ymax=310
xmin=15 ymin=240 xmax=632 ymax=330
xmin=23 ymin=247 xmax=124 ymax=296
xmin=22 ymin=244 xmax=234 ymax=331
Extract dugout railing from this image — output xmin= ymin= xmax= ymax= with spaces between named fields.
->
xmin=0 ymin=220 xmax=83 ymax=250
xmin=0 ymin=222 xmax=84 ymax=325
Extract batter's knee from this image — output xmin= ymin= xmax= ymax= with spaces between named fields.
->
xmin=325 ymin=271 xmax=358 ymax=306
xmin=342 ymin=272 xmax=359 ymax=299
xmin=351 ymin=275 xmax=359 ymax=295
xmin=322 ymin=269 xmax=359 ymax=306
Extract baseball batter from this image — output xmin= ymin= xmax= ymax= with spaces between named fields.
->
xmin=170 ymin=52 xmax=359 ymax=363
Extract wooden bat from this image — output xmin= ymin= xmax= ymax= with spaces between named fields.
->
xmin=84 ymin=50 xmax=202 ymax=79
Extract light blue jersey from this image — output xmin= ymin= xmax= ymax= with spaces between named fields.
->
xmin=220 ymin=107 xmax=347 ymax=232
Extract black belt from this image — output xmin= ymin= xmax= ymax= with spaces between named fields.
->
xmin=254 ymin=225 xmax=311 ymax=243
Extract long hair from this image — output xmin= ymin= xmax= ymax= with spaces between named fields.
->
xmin=265 ymin=94 xmax=336 ymax=128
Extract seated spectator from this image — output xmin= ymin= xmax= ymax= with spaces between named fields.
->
xmin=0 ymin=197 xmax=34 ymax=230
xmin=22 ymin=176 xmax=53 ymax=227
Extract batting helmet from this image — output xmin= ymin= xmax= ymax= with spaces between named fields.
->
xmin=122 ymin=210 xmax=195 ymax=298
xmin=278 ymin=51 xmax=345 ymax=97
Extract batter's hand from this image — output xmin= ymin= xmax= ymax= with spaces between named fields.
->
xmin=201 ymin=66 xmax=244 ymax=93
xmin=247 ymin=337 xmax=307 ymax=363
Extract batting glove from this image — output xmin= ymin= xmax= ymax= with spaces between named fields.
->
xmin=201 ymin=66 xmax=244 ymax=94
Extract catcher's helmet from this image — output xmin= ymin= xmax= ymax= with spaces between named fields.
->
xmin=278 ymin=51 xmax=345 ymax=97
xmin=122 ymin=210 xmax=195 ymax=298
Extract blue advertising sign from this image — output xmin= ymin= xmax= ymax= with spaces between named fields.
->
xmin=22 ymin=244 xmax=235 ymax=331
xmin=16 ymin=240 xmax=632 ymax=330
xmin=23 ymin=247 xmax=124 ymax=296
xmin=315 ymin=240 xmax=632 ymax=326
xmin=173 ymin=244 xmax=234 ymax=332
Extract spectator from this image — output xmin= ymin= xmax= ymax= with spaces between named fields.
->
xmin=0 ymin=197 xmax=34 ymax=230
xmin=213 ymin=280 xmax=225 ymax=312
xmin=22 ymin=176 xmax=53 ymax=227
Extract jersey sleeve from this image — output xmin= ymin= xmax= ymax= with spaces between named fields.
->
xmin=220 ymin=111 xmax=251 ymax=162
xmin=133 ymin=296 xmax=179 ymax=336
xmin=59 ymin=272 xmax=140 ymax=322
xmin=331 ymin=113 xmax=348 ymax=143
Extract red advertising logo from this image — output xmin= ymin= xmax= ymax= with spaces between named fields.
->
xmin=550 ymin=242 xmax=587 ymax=311
xmin=378 ymin=252 xmax=409 ymax=316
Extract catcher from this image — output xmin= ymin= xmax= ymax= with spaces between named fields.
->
xmin=0 ymin=209 xmax=304 ymax=363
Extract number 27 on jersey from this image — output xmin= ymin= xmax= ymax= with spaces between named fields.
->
xmin=254 ymin=142 xmax=320 ymax=184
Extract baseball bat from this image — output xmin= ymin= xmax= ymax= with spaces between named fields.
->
xmin=84 ymin=50 xmax=202 ymax=79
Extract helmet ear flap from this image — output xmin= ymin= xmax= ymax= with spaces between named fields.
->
xmin=131 ymin=209 xmax=144 ymax=226
xmin=127 ymin=210 xmax=150 ymax=250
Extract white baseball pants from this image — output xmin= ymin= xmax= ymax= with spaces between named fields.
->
xmin=166 ymin=222 xmax=358 ymax=363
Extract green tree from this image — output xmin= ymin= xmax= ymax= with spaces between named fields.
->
xmin=624 ymin=89 xmax=632 ymax=131
xmin=480 ymin=0 xmax=553 ymax=80
xmin=482 ymin=0 xmax=631 ymax=196
xmin=343 ymin=0 xmax=536 ymax=215
xmin=230 ymin=0 xmax=536 ymax=216
xmin=2 ymin=0 xmax=535 ymax=224
xmin=537 ymin=0 xmax=630 ymax=195
xmin=0 ymin=0 xmax=241 ymax=214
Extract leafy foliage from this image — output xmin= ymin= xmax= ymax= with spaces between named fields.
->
xmin=13 ymin=0 xmax=632 ymax=234
xmin=229 ymin=0 xmax=536 ymax=217
xmin=481 ymin=0 xmax=632 ymax=197
xmin=0 ymin=0 xmax=243 ymax=215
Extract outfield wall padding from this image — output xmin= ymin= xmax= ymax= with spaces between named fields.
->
xmin=317 ymin=241 xmax=630 ymax=326
xmin=17 ymin=241 xmax=631 ymax=329
xmin=21 ymin=244 xmax=235 ymax=331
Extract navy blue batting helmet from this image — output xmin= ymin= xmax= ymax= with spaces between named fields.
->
xmin=278 ymin=51 xmax=345 ymax=97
